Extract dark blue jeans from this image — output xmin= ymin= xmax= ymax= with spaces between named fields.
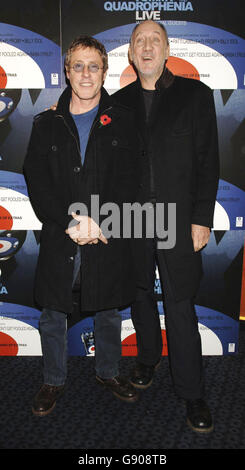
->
xmin=39 ymin=247 xmax=122 ymax=386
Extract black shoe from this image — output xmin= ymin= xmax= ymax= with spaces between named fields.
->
xmin=32 ymin=384 xmax=65 ymax=417
xmin=186 ymin=399 xmax=213 ymax=433
xmin=96 ymin=375 xmax=139 ymax=402
xmin=129 ymin=360 xmax=161 ymax=389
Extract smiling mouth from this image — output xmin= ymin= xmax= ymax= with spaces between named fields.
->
xmin=79 ymin=82 xmax=93 ymax=87
xmin=142 ymin=56 xmax=153 ymax=62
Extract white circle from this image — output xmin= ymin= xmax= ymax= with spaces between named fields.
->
xmin=199 ymin=322 xmax=223 ymax=355
xmin=0 ymin=186 xmax=42 ymax=230
xmin=0 ymin=101 xmax=6 ymax=112
xmin=121 ymin=315 xmax=223 ymax=355
xmin=0 ymin=316 xmax=42 ymax=355
xmin=104 ymin=39 xmax=237 ymax=93
xmin=213 ymin=201 xmax=230 ymax=230
xmin=0 ymin=42 xmax=45 ymax=89
xmin=0 ymin=240 xmax=12 ymax=253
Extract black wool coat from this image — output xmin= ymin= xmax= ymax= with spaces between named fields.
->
xmin=23 ymin=86 xmax=142 ymax=314
xmin=113 ymin=70 xmax=219 ymax=301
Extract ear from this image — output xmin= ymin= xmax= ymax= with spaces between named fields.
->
xmin=128 ymin=45 xmax=133 ymax=64
xmin=65 ymin=66 xmax=70 ymax=81
xmin=102 ymin=68 xmax=108 ymax=83
xmin=165 ymin=44 xmax=170 ymax=61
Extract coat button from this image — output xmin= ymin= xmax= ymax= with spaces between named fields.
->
xmin=73 ymin=166 xmax=81 ymax=173
xmin=112 ymin=139 xmax=118 ymax=146
xmin=51 ymin=145 xmax=57 ymax=151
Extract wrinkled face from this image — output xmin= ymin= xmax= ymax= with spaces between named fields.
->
xmin=66 ymin=46 xmax=107 ymax=103
xmin=129 ymin=21 xmax=169 ymax=82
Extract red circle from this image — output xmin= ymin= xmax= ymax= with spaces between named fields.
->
xmin=0 ymin=331 xmax=18 ymax=356
xmin=0 ymin=65 xmax=7 ymax=88
xmin=0 ymin=206 xmax=13 ymax=230
xmin=167 ymin=56 xmax=200 ymax=80
xmin=0 ymin=243 xmax=3 ymax=249
xmin=122 ymin=330 xmax=168 ymax=356
xmin=120 ymin=65 xmax=137 ymax=88
xmin=120 ymin=57 xmax=200 ymax=88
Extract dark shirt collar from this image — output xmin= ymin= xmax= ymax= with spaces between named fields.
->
xmin=135 ymin=65 xmax=175 ymax=92
xmin=56 ymin=85 xmax=112 ymax=117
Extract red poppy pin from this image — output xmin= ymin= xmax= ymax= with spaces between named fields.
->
xmin=100 ymin=114 xmax=112 ymax=127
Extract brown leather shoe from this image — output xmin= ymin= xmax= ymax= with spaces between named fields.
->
xmin=32 ymin=384 xmax=65 ymax=416
xmin=96 ymin=375 xmax=139 ymax=402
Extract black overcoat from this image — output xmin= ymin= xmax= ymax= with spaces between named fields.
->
xmin=113 ymin=70 xmax=219 ymax=301
xmin=23 ymin=86 xmax=142 ymax=314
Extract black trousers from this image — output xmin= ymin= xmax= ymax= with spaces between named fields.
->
xmin=131 ymin=238 xmax=205 ymax=400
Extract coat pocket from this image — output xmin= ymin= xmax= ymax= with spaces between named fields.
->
xmin=171 ymin=127 xmax=192 ymax=137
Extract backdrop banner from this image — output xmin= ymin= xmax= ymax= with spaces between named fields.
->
xmin=0 ymin=0 xmax=244 ymax=356
xmin=0 ymin=0 xmax=61 ymax=89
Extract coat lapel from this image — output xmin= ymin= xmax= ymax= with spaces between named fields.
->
xmin=147 ymin=85 xmax=173 ymax=138
xmin=120 ymin=73 xmax=176 ymax=144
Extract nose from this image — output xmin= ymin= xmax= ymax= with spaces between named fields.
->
xmin=81 ymin=64 xmax=91 ymax=76
xmin=143 ymin=37 xmax=153 ymax=51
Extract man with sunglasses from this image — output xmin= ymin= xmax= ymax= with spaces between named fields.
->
xmin=24 ymin=35 xmax=142 ymax=416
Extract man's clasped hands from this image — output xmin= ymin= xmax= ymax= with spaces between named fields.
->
xmin=65 ymin=212 xmax=108 ymax=246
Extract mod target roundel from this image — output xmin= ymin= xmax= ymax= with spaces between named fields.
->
xmin=0 ymin=317 xmax=42 ymax=356
xmin=0 ymin=185 xmax=42 ymax=230
xmin=0 ymin=66 xmax=7 ymax=88
xmin=120 ymin=303 xmax=228 ymax=357
xmin=0 ymin=230 xmax=26 ymax=260
xmin=104 ymin=39 xmax=237 ymax=92
xmin=0 ymin=90 xmax=21 ymax=122
xmin=0 ymin=331 xmax=18 ymax=356
xmin=121 ymin=316 xmax=168 ymax=356
xmin=0 ymin=206 xmax=13 ymax=231
xmin=0 ymin=304 xmax=42 ymax=356
xmin=0 ymin=22 xmax=61 ymax=89
xmin=96 ymin=22 xmax=243 ymax=93
xmin=0 ymin=41 xmax=45 ymax=89
xmin=119 ymin=56 xmax=200 ymax=89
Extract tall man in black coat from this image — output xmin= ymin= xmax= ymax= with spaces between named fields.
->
xmin=24 ymin=36 xmax=141 ymax=416
xmin=114 ymin=20 xmax=219 ymax=433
